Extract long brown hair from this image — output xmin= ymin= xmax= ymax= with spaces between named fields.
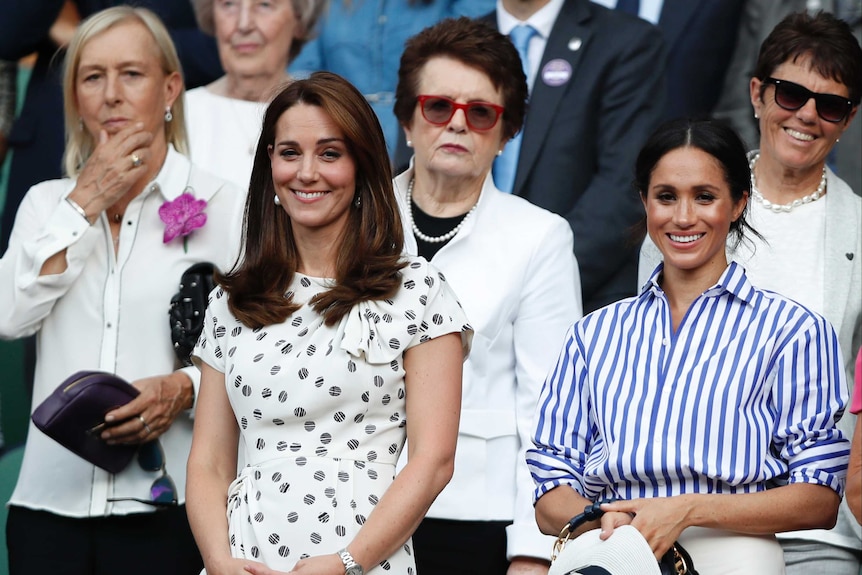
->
xmin=220 ymin=72 xmax=406 ymax=328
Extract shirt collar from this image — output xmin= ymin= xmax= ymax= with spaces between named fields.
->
xmin=640 ymin=261 xmax=755 ymax=305
xmin=151 ymin=145 xmax=194 ymax=202
xmin=497 ymin=0 xmax=565 ymax=39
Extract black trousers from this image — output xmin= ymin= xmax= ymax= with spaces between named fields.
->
xmin=412 ymin=517 xmax=511 ymax=575
xmin=6 ymin=505 xmax=202 ymax=575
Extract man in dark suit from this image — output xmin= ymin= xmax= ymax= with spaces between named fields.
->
xmin=486 ymin=0 xmax=667 ymax=313
xmin=651 ymin=0 xmax=745 ymax=119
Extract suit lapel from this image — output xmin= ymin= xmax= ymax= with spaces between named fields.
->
xmin=657 ymin=0 xmax=701 ymax=52
xmin=513 ymin=0 xmax=590 ymax=196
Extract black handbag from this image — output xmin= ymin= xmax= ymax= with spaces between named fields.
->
xmin=32 ymin=371 xmax=140 ymax=473
xmin=168 ymin=262 xmax=216 ymax=366
xmin=549 ymin=499 xmax=699 ymax=575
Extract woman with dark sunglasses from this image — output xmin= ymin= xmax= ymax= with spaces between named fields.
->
xmin=640 ymin=11 xmax=862 ymax=575
xmin=390 ymin=17 xmax=583 ymax=575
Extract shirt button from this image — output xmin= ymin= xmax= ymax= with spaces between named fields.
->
xmin=106 ymin=322 xmax=112 ymax=328
xmin=662 ymin=338 xmax=669 ymax=346
xmin=378 ymin=14 xmax=387 ymax=24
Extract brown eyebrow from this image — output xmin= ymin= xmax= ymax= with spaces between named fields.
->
xmin=274 ymin=137 xmax=346 ymax=147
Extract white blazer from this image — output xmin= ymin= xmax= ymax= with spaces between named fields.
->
xmin=394 ymin=167 xmax=583 ymax=560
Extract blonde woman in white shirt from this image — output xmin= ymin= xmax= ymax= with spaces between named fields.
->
xmin=0 ymin=8 xmax=243 ymax=575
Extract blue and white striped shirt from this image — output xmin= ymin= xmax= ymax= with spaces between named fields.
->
xmin=528 ymin=262 xmax=849 ymax=503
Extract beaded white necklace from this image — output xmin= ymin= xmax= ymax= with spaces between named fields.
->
xmin=406 ymin=177 xmax=478 ymax=244
xmin=748 ymin=152 xmax=827 ymax=213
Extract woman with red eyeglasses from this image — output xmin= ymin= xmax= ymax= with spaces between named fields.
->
xmin=639 ymin=11 xmax=862 ymax=575
xmin=390 ymin=17 xmax=583 ymax=575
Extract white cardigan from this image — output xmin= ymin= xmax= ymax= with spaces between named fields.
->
xmin=394 ymin=167 xmax=583 ymax=560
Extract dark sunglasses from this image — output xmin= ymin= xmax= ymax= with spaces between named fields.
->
xmin=107 ymin=440 xmax=178 ymax=507
xmin=417 ymin=95 xmax=504 ymax=131
xmin=764 ymin=77 xmax=853 ymax=123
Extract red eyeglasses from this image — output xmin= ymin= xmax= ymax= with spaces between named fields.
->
xmin=417 ymin=95 xmax=504 ymax=131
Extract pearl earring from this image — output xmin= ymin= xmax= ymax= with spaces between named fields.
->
xmin=165 ymin=107 xmax=173 ymax=122
xmin=496 ymin=150 xmax=503 ymax=156
xmin=754 ymin=113 xmax=759 ymax=119
xmin=406 ymin=140 xmax=413 ymax=148
xmin=274 ymin=195 xmax=281 ymax=206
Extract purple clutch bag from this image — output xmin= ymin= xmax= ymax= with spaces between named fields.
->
xmin=32 ymin=370 xmax=140 ymax=473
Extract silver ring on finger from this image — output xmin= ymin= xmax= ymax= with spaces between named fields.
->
xmin=138 ymin=415 xmax=152 ymax=435
xmin=130 ymin=153 xmax=142 ymax=168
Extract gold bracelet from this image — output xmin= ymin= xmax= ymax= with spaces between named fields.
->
xmin=66 ymin=197 xmax=91 ymax=224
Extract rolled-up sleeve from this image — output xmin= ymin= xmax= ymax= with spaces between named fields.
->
xmin=772 ymin=314 xmax=850 ymax=495
xmin=527 ymin=325 xmax=595 ymax=502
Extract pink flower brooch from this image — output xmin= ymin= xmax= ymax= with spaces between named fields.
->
xmin=158 ymin=192 xmax=207 ymax=252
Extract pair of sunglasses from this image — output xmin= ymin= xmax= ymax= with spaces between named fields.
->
xmin=107 ymin=440 xmax=178 ymax=507
xmin=764 ymin=77 xmax=854 ymax=123
xmin=417 ymin=95 xmax=504 ymax=131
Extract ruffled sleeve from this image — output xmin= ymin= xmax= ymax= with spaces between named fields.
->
xmin=193 ymin=286 xmax=232 ymax=373
xmin=340 ymin=258 xmax=472 ymax=364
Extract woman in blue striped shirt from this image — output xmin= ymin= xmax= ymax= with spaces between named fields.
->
xmin=528 ymin=118 xmax=849 ymax=575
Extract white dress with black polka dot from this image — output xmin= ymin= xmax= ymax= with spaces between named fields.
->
xmin=195 ymin=258 xmax=471 ymax=574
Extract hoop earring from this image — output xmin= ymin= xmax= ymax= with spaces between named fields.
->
xmin=274 ymin=195 xmax=281 ymax=206
xmin=165 ymin=107 xmax=173 ymax=123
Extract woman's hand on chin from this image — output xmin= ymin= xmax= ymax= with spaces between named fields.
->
xmin=69 ymin=121 xmax=154 ymax=217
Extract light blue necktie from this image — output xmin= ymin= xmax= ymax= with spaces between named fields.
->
xmin=493 ymin=24 xmax=537 ymax=194
xmin=615 ymin=0 xmax=640 ymax=16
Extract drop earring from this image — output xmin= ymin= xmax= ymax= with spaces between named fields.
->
xmin=164 ymin=107 xmax=173 ymax=123
xmin=354 ymin=194 xmax=361 ymax=208
xmin=274 ymin=195 xmax=281 ymax=206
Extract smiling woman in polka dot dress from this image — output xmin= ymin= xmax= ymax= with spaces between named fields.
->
xmin=187 ymin=71 xmax=473 ymax=575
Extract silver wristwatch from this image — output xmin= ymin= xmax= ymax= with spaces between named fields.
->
xmin=337 ymin=548 xmax=365 ymax=575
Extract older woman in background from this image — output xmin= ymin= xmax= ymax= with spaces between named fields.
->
xmin=393 ymin=17 xmax=582 ymax=575
xmin=640 ymin=11 xmax=862 ymax=574
xmin=187 ymin=0 xmax=325 ymax=189
xmin=0 ymin=7 xmax=244 ymax=575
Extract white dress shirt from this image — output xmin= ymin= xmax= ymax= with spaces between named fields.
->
xmin=589 ymin=0 xmax=664 ymax=24
xmin=0 ymin=147 xmax=244 ymax=517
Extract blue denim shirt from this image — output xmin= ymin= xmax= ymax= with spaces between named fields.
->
xmin=289 ymin=0 xmax=496 ymax=158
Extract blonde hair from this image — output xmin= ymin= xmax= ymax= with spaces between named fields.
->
xmin=192 ymin=0 xmax=327 ymax=63
xmin=62 ymin=6 xmax=188 ymax=178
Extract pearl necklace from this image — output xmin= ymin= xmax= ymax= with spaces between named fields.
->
xmin=406 ymin=177 xmax=478 ymax=244
xmin=748 ymin=152 xmax=826 ymax=213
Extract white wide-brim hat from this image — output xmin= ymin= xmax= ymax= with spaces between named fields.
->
xmin=549 ymin=525 xmax=662 ymax=575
